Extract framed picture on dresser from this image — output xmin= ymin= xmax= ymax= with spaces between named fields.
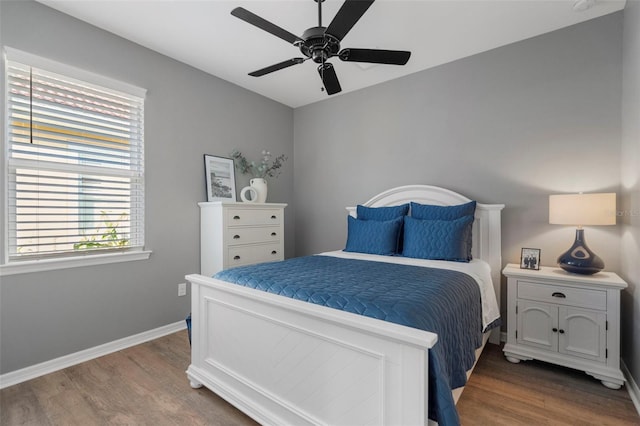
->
xmin=204 ymin=154 xmax=237 ymax=202
xmin=520 ymin=247 xmax=541 ymax=270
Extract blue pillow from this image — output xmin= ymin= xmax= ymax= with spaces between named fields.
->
xmin=410 ymin=200 xmax=476 ymax=220
xmin=402 ymin=215 xmax=474 ymax=262
xmin=344 ymin=216 xmax=403 ymax=255
xmin=356 ymin=203 xmax=409 ymax=221
xmin=410 ymin=201 xmax=476 ymax=255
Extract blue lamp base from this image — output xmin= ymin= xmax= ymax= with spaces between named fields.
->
xmin=557 ymin=228 xmax=604 ymax=275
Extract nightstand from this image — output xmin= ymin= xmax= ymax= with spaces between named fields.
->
xmin=502 ymin=264 xmax=627 ymax=389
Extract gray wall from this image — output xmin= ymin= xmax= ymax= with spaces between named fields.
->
xmin=0 ymin=0 xmax=294 ymax=374
xmin=294 ymin=12 xmax=622 ymax=266
xmin=621 ymin=0 xmax=640 ymax=390
xmin=293 ymin=13 xmax=623 ymax=346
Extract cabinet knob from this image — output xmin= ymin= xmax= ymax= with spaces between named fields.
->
xmin=233 ymin=255 xmax=241 ymax=260
xmin=552 ymin=328 xmax=558 ymax=333
xmin=233 ymin=215 xmax=240 ymax=220
xmin=233 ymin=235 xmax=240 ymax=239
xmin=271 ymin=250 xmax=277 ymax=255
xmin=271 ymin=215 xmax=277 ymax=219
xmin=271 ymin=232 xmax=277 ymax=236
xmin=552 ymin=292 xmax=566 ymax=298
xmin=559 ymin=329 xmax=565 ymax=334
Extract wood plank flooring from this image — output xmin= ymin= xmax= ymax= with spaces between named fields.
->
xmin=1 ymin=330 xmax=638 ymax=425
xmin=457 ymin=344 xmax=639 ymax=425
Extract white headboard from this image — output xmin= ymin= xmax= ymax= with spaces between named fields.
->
xmin=347 ymin=185 xmax=505 ymax=328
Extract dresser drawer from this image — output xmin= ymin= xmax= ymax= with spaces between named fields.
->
xmin=517 ymin=281 xmax=606 ymax=311
xmin=227 ymin=243 xmax=283 ymax=267
xmin=226 ymin=208 xmax=282 ymax=226
xmin=225 ymin=226 xmax=281 ymax=245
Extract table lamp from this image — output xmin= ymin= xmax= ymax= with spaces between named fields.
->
xmin=549 ymin=193 xmax=616 ymax=275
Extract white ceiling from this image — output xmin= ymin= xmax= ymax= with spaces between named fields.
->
xmin=36 ymin=0 xmax=626 ymax=108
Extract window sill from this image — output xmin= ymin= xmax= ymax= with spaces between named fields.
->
xmin=0 ymin=250 xmax=152 ymax=276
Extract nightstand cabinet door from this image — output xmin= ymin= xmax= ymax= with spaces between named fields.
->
xmin=560 ymin=307 xmax=606 ymax=363
xmin=517 ymin=300 xmax=558 ymax=352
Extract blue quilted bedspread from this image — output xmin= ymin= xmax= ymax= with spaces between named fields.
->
xmin=214 ymin=255 xmax=487 ymax=426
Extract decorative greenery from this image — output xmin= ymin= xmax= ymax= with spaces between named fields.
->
xmin=74 ymin=212 xmax=129 ymax=250
xmin=231 ymin=149 xmax=287 ymax=179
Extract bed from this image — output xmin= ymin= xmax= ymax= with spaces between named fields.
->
xmin=186 ymin=185 xmax=504 ymax=426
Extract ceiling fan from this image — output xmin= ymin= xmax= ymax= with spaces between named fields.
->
xmin=231 ymin=0 xmax=411 ymax=96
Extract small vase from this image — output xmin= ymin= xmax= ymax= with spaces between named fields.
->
xmin=250 ymin=178 xmax=268 ymax=203
xmin=240 ymin=178 xmax=268 ymax=203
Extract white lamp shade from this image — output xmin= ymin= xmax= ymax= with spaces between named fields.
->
xmin=549 ymin=193 xmax=616 ymax=226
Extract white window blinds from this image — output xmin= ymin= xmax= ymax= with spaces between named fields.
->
xmin=5 ymin=55 xmax=145 ymax=261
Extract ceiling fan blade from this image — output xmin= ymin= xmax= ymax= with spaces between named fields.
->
xmin=339 ymin=48 xmax=411 ymax=65
xmin=317 ymin=63 xmax=342 ymax=95
xmin=249 ymin=58 xmax=306 ymax=77
xmin=231 ymin=7 xmax=302 ymax=45
xmin=325 ymin=0 xmax=375 ymax=42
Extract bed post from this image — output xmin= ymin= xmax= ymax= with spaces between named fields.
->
xmin=474 ymin=203 xmax=504 ymax=344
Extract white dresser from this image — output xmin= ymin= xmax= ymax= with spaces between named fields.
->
xmin=502 ymin=264 xmax=627 ymax=389
xmin=199 ymin=202 xmax=286 ymax=277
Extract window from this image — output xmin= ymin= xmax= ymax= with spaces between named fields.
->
xmin=3 ymin=49 xmax=146 ymax=271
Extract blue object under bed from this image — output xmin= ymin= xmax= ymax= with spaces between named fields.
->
xmin=214 ymin=255 xmax=493 ymax=426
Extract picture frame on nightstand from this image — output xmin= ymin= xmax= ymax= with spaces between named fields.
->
xmin=520 ymin=247 xmax=541 ymax=270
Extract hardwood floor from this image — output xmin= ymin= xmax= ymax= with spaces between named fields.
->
xmin=1 ymin=330 xmax=638 ymax=425
xmin=1 ymin=331 xmax=256 ymax=426
xmin=458 ymin=344 xmax=639 ymax=425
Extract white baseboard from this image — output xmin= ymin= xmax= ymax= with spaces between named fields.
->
xmin=622 ymin=359 xmax=640 ymax=417
xmin=0 ymin=320 xmax=187 ymax=389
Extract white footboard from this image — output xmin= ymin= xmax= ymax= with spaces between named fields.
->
xmin=186 ymin=273 xmax=437 ymax=426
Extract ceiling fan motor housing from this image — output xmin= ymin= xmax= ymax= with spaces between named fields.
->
xmin=298 ymin=27 xmax=340 ymax=63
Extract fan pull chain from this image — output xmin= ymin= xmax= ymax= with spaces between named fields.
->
xmin=320 ymin=51 xmax=325 ymax=92
xmin=318 ymin=0 xmax=325 ymax=91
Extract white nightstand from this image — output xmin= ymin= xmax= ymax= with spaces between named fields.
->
xmin=199 ymin=202 xmax=286 ymax=277
xmin=502 ymin=264 xmax=627 ymax=389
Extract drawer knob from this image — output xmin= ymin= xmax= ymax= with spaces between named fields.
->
xmin=271 ymin=250 xmax=277 ymax=255
xmin=233 ymin=235 xmax=240 ymax=239
xmin=233 ymin=215 xmax=240 ymax=220
xmin=552 ymin=292 xmax=566 ymax=298
xmin=271 ymin=232 xmax=277 ymax=236
xmin=233 ymin=255 xmax=241 ymax=260
xmin=271 ymin=215 xmax=277 ymax=219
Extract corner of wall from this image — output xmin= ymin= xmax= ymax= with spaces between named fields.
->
xmin=620 ymin=0 xmax=640 ymax=402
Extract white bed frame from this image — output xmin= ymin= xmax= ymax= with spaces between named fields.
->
xmin=186 ymin=185 xmax=504 ymax=426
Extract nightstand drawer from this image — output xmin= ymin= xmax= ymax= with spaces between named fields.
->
xmin=226 ymin=208 xmax=282 ymax=226
xmin=227 ymin=243 xmax=283 ymax=267
xmin=517 ymin=281 xmax=606 ymax=311
xmin=225 ymin=226 xmax=281 ymax=245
